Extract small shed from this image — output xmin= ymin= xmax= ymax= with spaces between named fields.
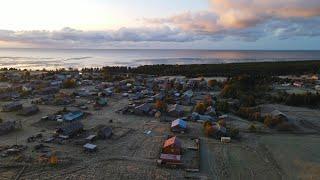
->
xmin=162 ymin=136 xmax=182 ymax=155
xmin=83 ymin=143 xmax=97 ymax=152
xmin=85 ymin=135 xmax=97 ymax=142
xmin=221 ymin=137 xmax=231 ymax=143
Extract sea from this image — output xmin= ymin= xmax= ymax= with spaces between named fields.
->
xmin=0 ymin=48 xmax=320 ymax=70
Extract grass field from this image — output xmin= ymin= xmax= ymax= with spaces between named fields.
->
xmin=261 ymin=135 xmax=320 ymax=180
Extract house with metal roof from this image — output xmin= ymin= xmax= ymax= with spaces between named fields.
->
xmin=63 ymin=111 xmax=84 ymax=122
xmin=171 ymin=119 xmax=187 ymax=133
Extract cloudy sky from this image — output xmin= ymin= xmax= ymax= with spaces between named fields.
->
xmin=0 ymin=0 xmax=319 ymax=49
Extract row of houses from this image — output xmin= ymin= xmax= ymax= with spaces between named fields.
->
xmin=2 ymin=102 xmax=39 ymax=116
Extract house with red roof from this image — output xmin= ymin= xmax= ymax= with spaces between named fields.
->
xmin=162 ymin=136 xmax=182 ymax=155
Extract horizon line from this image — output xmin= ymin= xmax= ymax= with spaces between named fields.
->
xmin=0 ymin=47 xmax=319 ymax=51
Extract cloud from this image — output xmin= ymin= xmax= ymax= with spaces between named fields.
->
xmin=210 ymin=0 xmax=320 ymax=28
xmin=0 ymin=0 xmax=320 ymax=47
xmin=0 ymin=26 xmax=201 ymax=47
xmin=146 ymin=0 xmax=320 ymax=41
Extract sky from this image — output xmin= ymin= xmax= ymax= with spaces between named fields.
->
xmin=0 ymin=0 xmax=319 ymax=49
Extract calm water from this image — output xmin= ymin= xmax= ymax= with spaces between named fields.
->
xmin=0 ymin=48 xmax=320 ymax=70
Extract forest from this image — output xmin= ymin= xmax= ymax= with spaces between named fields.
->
xmin=98 ymin=60 xmax=320 ymax=77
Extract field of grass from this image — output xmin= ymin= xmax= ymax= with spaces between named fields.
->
xmin=261 ymin=135 xmax=320 ymax=180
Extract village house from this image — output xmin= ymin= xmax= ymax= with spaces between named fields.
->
xmin=0 ymin=121 xmax=16 ymax=135
xmin=145 ymin=79 xmax=154 ymax=89
xmin=2 ymin=102 xmax=23 ymax=112
xmin=182 ymin=90 xmax=193 ymax=105
xmin=98 ymin=127 xmax=113 ymax=139
xmin=50 ymin=80 xmax=63 ymax=87
xmin=22 ymin=84 xmax=34 ymax=92
xmin=18 ymin=105 xmax=39 ymax=116
xmin=187 ymin=78 xmax=201 ymax=88
xmin=311 ymin=74 xmax=319 ymax=81
xmin=209 ymin=123 xmax=227 ymax=139
xmin=192 ymin=112 xmax=215 ymax=122
xmin=162 ymin=136 xmax=182 ymax=155
xmin=293 ymin=81 xmax=303 ymax=87
xmin=270 ymin=110 xmax=289 ymax=122
xmin=0 ymin=92 xmax=20 ymax=101
xmin=171 ymin=119 xmax=187 ymax=133
xmin=141 ymin=89 xmax=154 ymax=96
xmin=153 ymin=92 xmax=165 ymax=101
xmin=134 ymin=103 xmax=152 ymax=115
xmin=167 ymin=104 xmax=184 ymax=117
xmin=55 ymin=121 xmax=84 ymax=138
xmin=103 ymin=87 xmax=113 ymax=96
xmin=131 ymin=92 xmax=144 ymax=100
xmin=0 ymin=82 xmax=12 ymax=91
xmin=205 ymin=106 xmax=216 ymax=117
xmin=74 ymin=89 xmax=91 ymax=97
xmin=63 ymin=111 xmax=84 ymax=122
xmin=36 ymin=87 xmax=59 ymax=95
xmin=95 ymin=97 xmax=108 ymax=107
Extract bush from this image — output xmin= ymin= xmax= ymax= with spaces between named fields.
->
xmin=217 ymin=119 xmax=226 ymax=127
xmin=203 ymin=95 xmax=213 ymax=108
xmin=264 ymin=115 xmax=284 ymax=128
xmin=248 ymin=124 xmax=257 ymax=132
xmin=241 ymin=95 xmax=256 ymax=107
xmin=276 ymin=122 xmax=295 ymax=131
xmin=208 ymin=79 xmax=217 ymax=88
xmin=229 ymin=127 xmax=239 ymax=138
xmin=63 ymin=79 xmax=76 ymax=88
xmin=194 ymin=102 xmax=206 ymax=114
xmin=264 ymin=115 xmax=273 ymax=127
xmin=216 ymin=101 xmax=229 ymax=113
xmin=220 ymin=84 xmax=238 ymax=98
xmin=155 ymin=100 xmax=167 ymax=112
xmin=203 ymin=121 xmax=214 ymax=137
xmin=237 ymin=107 xmax=262 ymax=122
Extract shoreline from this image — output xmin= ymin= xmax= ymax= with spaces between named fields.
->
xmin=2 ymin=60 xmax=320 ymax=77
